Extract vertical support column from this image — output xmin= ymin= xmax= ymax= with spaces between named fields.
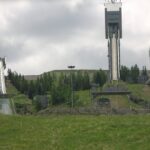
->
xmin=0 ymin=60 xmax=6 ymax=94
xmin=117 ymin=36 xmax=121 ymax=79
xmin=111 ymin=33 xmax=118 ymax=80
xmin=108 ymin=39 xmax=112 ymax=81
xmin=108 ymin=32 xmax=120 ymax=81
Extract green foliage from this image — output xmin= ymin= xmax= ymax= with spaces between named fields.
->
xmin=130 ymin=64 xmax=140 ymax=83
xmin=33 ymin=95 xmax=49 ymax=111
xmin=75 ymin=90 xmax=91 ymax=106
xmin=7 ymin=69 xmax=94 ymax=106
xmin=93 ymin=69 xmax=107 ymax=87
xmin=7 ymin=69 xmax=54 ymax=100
xmin=51 ymin=77 xmax=71 ymax=105
xmin=103 ymin=81 xmax=128 ymax=90
xmin=141 ymin=66 xmax=148 ymax=76
xmin=120 ymin=66 xmax=130 ymax=81
xmin=127 ymin=84 xmax=150 ymax=102
xmin=120 ymin=64 xmax=140 ymax=83
xmin=73 ymin=71 xmax=91 ymax=90
xmin=6 ymin=80 xmax=32 ymax=114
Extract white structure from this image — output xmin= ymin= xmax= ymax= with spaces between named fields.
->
xmin=0 ymin=58 xmax=6 ymax=94
xmin=105 ymin=0 xmax=122 ymax=81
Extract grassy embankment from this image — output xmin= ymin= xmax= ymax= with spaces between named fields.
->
xmin=128 ymin=84 xmax=150 ymax=101
xmin=0 ymin=114 xmax=150 ymax=150
xmin=6 ymin=79 xmax=150 ymax=111
xmin=6 ymin=68 xmax=150 ymax=111
xmin=76 ymin=83 xmax=150 ymax=109
xmin=24 ymin=70 xmax=150 ymax=109
xmin=6 ymin=80 xmax=32 ymax=113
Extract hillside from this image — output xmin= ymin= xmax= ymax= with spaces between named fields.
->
xmin=24 ymin=69 xmax=150 ymax=81
xmin=24 ymin=69 xmax=106 ymax=80
xmin=6 ymin=80 xmax=33 ymax=114
xmin=128 ymin=84 xmax=150 ymax=101
xmin=6 ymin=78 xmax=150 ymax=114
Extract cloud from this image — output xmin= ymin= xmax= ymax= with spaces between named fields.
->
xmin=0 ymin=0 xmax=149 ymax=75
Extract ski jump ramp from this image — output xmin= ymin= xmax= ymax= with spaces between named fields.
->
xmin=0 ymin=57 xmax=6 ymax=94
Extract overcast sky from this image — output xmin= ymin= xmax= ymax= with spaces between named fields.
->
xmin=0 ymin=0 xmax=150 ymax=75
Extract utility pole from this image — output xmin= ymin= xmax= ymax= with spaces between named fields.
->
xmin=68 ymin=65 xmax=75 ymax=108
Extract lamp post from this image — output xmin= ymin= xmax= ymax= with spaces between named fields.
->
xmin=68 ymin=65 xmax=75 ymax=107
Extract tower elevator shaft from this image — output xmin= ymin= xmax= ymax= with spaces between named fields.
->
xmin=108 ymin=32 xmax=120 ymax=81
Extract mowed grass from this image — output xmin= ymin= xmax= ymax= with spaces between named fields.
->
xmin=0 ymin=115 xmax=150 ymax=150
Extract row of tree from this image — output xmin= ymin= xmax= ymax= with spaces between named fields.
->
xmin=120 ymin=65 xmax=148 ymax=83
xmin=8 ymin=65 xmax=148 ymax=107
xmin=7 ymin=69 xmax=107 ymax=105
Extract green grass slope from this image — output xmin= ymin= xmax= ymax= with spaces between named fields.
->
xmin=6 ymin=80 xmax=31 ymax=105
xmin=0 ymin=115 xmax=150 ymax=150
xmin=76 ymin=89 xmax=142 ymax=109
xmin=128 ymin=84 xmax=150 ymax=101
xmin=6 ymin=80 xmax=33 ymax=114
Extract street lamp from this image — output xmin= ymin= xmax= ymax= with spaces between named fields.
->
xmin=68 ymin=66 xmax=75 ymax=107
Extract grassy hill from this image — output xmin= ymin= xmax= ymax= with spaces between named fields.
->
xmin=24 ymin=69 xmax=105 ymax=80
xmin=128 ymin=84 xmax=150 ymax=101
xmin=6 ymin=80 xmax=33 ymax=114
xmin=6 ymin=67 xmax=150 ymax=114
xmin=0 ymin=114 xmax=150 ymax=150
xmin=6 ymin=78 xmax=150 ymax=114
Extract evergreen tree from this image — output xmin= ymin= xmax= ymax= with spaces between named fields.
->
xmin=51 ymin=75 xmax=71 ymax=105
xmin=83 ymin=72 xmax=90 ymax=90
xmin=131 ymin=64 xmax=140 ymax=83
xmin=141 ymin=66 xmax=148 ymax=76
xmin=93 ymin=70 xmax=107 ymax=87
xmin=120 ymin=66 xmax=130 ymax=81
xmin=28 ymin=80 xmax=35 ymax=99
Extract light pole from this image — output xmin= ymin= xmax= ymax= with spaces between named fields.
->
xmin=68 ymin=65 xmax=75 ymax=108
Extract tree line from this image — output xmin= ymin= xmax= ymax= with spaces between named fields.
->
xmin=120 ymin=65 xmax=148 ymax=83
xmin=8 ymin=65 xmax=148 ymax=108
xmin=7 ymin=69 xmax=107 ymax=105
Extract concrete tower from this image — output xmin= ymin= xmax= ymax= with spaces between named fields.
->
xmin=105 ymin=0 xmax=122 ymax=81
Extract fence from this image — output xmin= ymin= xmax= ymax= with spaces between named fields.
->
xmin=38 ymin=107 xmax=150 ymax=115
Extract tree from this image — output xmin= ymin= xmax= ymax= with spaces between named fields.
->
xmin=120 ymin=66 xmax=130 ymax=81
xmin=141 ymin=66 xmax=148 ymax=76
xmin=99 ymin=69 xmax=107 ymax=86
xmin=130 ymin=64 xmax=140 ymax=83
xmin=28 ymin=80 xmax=35 ymax=99
xmin=93 ymin=70 xmax=107 ymax=87
xmin=83 ymin=72 xmax=90 ymax=90
xmin=51 ymin=78 xmax=71 ymax=105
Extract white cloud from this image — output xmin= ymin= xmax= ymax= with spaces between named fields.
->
xmin=0 ymin=0 xmax=149 ymax=75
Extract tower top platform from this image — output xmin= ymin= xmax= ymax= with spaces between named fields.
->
xmin=105 ymin=2 xmax=122 ymax=11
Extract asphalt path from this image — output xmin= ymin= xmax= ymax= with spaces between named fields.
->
xmin=0 ymin=98 xmax=12 ymax=115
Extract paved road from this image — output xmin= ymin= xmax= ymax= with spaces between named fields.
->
xmin=0 ymin=98 xmax=12 ymax=115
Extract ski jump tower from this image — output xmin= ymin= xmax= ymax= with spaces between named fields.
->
xmin=105 ymin=0 xmax=122 ymax=81
xmin=0 ymin=58 xmax=6 ymax=94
